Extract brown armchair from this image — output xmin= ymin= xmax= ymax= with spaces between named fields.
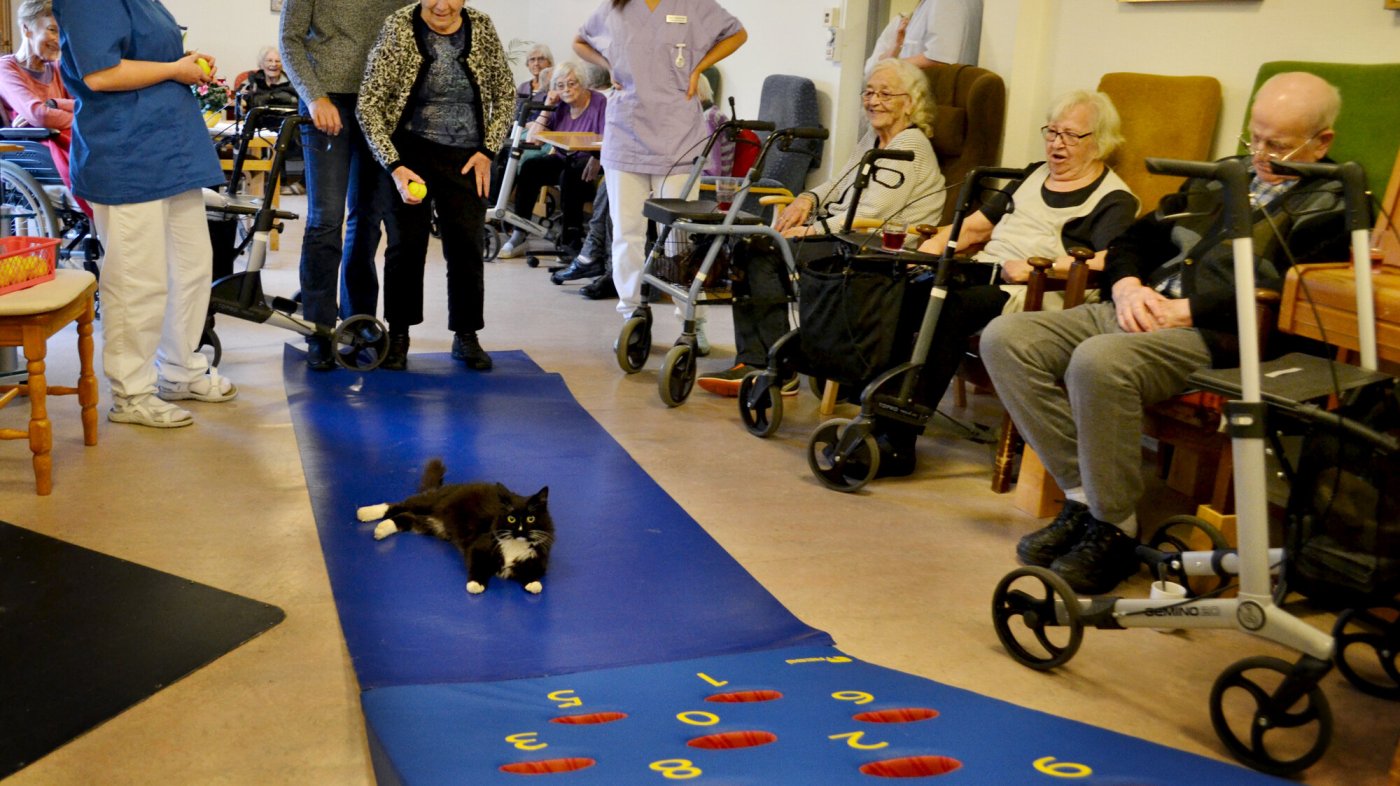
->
xmin=920 ymin=63 xmax=1006 ymax=225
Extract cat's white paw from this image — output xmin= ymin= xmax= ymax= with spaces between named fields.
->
xmin=466 ymin=581 xmax=485 ymax=595
xmin=524 ymin=581 xmax=543 ymax=595
xmin=373 ymin=520 xmax=398 ymax=540
xmin=357 ymin=503 xmax=389 ymax=522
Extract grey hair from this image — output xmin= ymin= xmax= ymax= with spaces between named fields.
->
xmin=526 ymin=43 xmax=554 ymax=65
xmin=1046 ymin=89 xmax=1123 ymax=160
xmin=257 ymin=45 xmax=279 ymax=65
xmin=867 ymin=58 xmax=936 ymax=140
xmin=16 ymin=0 xmax=53 ymax=31
xmin=551 ymin=62 xmax=584 ymax=89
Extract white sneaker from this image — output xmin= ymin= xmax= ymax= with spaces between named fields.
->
xmin=497 ymin=232 xmax=527 ymax=259
xmin=108 ymin=394 xmax=193 ymax=428
xmin=694 ymin=320 xmax=711 ymax=357
xmin=157 ymin=369 xmax=237 ymax=402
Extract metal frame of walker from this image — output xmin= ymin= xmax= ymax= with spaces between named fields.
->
xmin=613 ymin=120 xmax=828 ymax=408
xmin=991 ymin=156 xmax=1390 ymax=777
xmin=200 ymin=106 xmax=388 ymax=372
xmin=484 ymin=99 xmax=568 ymax=267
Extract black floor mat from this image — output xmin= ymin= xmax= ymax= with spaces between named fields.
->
xmin=0 ymin=520 xmax=284 ymax=777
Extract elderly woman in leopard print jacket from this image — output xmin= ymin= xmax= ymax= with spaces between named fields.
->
xmin=356 ymin=0 xmax=514 ymax=372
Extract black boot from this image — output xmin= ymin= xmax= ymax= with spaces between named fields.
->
xmin=381 ymin=326 xmax=409 ymax=371
xmin=579 ymin=273 xmax=617 ymax=300
xmin=306 ymin=336 xmax=336 ymax=371
xmin=452 ymin=331 xmax=493 ymax=370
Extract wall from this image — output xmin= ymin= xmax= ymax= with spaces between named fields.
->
xmin=163 ymin=0 xmax=1399 ymax=186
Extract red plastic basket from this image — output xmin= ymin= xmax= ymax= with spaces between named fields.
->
xmin=0 ymin=236 xmax=60 ymax=296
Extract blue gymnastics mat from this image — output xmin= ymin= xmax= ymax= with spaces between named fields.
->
xmin=285 ymin=349 xmax=1289 ymax=785
xmin=360 ymin=645 xmax=1289 ymax=786
xmin=283 ymin=348 xmax=830 ymax=689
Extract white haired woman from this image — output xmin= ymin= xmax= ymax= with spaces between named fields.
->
xmin=699 ymin=58 xmax=945 ymax=396
xmin=498 ymin=61 xmax=607 ymax=258
xmin=863 ymin=89 xmax=1140 ymax=477
xmin=0 ymin=0 xmax=82 ymax=206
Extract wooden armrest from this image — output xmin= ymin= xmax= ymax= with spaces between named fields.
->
xmin=849 ymin=217 xmax=883 ymax=232
xmin=759 ymin=194 xmax=794 ymax=207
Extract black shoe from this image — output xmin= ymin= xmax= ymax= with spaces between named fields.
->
xmin=1050 ymin=518 xmax=1141 ymax=595
xmin=551 ymin=257 xmax=605 ymax=285
xmin=1016 ymin=500 xmax=1090 ymax=567
xmin=306 ymin=337 xmax=336 ymax=371
xmin=381 ymin=328 xmax=409 ymax=371
xmin=579 ymin=275 xmax=617 ymax=300
xmin=452 ymin=331 xmax=493 ymax=370
xmin=873 ymin=427 xmax=917 ymax=478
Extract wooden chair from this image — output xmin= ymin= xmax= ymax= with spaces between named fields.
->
xmin=0 ymin=269 xmax=99 ymax=495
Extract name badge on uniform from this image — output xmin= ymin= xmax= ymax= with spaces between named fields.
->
xmin=666 ymin=14 xmax=688 ymax=23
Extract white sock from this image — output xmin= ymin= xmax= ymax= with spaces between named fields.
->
xmin=1114 ymin=513 xmax=1139 ymax=538
xmin=508 ymin=230 xmax=526 ymax=245
xmin=1062 ymin=487 xmax=1087 ymax=505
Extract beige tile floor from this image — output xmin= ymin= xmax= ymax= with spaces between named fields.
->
xmin=1 ymin=200 xmax=1395 ymax=785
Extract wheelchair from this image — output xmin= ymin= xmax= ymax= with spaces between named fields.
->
xmin=0 ymin=127 xmax=102 ymax=276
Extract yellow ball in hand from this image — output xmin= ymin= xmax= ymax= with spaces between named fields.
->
xmin=407 ymin=181 xmax=427 ymax=199
xmin=196 ymin=58 xmax=212 ymax=77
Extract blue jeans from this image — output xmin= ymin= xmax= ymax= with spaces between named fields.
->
xmin=298 ymin=94 xmax=396 ymax=330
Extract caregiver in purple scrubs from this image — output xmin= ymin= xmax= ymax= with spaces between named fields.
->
xmin=574 ymin=0 xmax=746 ymax=322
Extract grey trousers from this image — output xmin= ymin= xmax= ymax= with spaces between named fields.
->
xmin=980 ymin=302 xmax=1212 ymax=524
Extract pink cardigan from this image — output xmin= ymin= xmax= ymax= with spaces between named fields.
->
xmin=0 ymin=55 xmax=74 ymax=129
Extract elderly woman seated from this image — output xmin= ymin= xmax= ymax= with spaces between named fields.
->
xmin=860 ymin=89 xmax=1139 ymax=476
xmin=498 ymin=61 xmax=607 ymax=259
xmin=698 ymin=57 xmax=945 ymax=395
xmin=0 ymin=0 xmax=80 ymax=202
xmin=241 ymin=45 xmax=299 ymax=114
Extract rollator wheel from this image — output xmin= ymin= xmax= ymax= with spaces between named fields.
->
xmin=738 ymin=372 xmax=782 ymax=438
xmin=1208 ymin=655 xmax=1332 ymax=776
xmin=482 ymin=225 xmax=501 ymax=262
xmin=526 ymin=254 xmax=540 ymax=269
xmin=1332 ymin=603 xmax=1400 ymax=700
xmin=991 ymin=566 xmax=1083 ymax=671
xmin=806 ymin=417 xmax=879 ymax=493
xmin=658 ymin=343 xmax=697 ymax=408
xmin=332 ymin=315 xmax=388 ymax=371
xmin=616 ymin=315 xmax=651 ymax=374
xmin=1146 ymin=514 xmax=1231 ymax=598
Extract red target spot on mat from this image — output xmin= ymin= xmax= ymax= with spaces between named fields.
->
xmin=687 ymin=730 xmax=779 ymax=750
xmin=853 ymin=707 xmax=939 ymax=723
xmin=499 ymin=758 xmax=597 ymax=775
xmin=860 ymin=755 xmax=962 ymax=778
xmin=705 ymin=689 xmax=784 ymax=703
xmin=550 ymin=711 xmax=629 ymax=725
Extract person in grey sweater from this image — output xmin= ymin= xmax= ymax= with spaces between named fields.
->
xmin=279 ymin=0 xmax=402 ymax=370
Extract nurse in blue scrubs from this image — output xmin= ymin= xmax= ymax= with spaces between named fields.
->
xmin=53 ymin=0 xmax=236 ymax=429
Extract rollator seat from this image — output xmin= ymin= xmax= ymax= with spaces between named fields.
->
xmin=643 ymin=198 xmax=763 ymax=227
xmin=1188 ymin=352 xmax=1392 ymax=406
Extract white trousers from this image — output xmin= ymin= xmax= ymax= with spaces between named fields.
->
xmin=604 ymin=168 xmax=695 ymax=316
xmin=91 ymin=189 xmax=214 ymax=400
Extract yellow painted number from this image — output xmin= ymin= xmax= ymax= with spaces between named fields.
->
xmin=505 ymin=732 xmax=547 ymax=751
xmin=1033 ymin=756 xmax=1093 ymax=778
xmin=547 ymin=689 xmax=582 ymax=709
xmin=650 ymin=758 xmax=702 ymax=779
xmin=831 ymin=690 xmax=875 ymax=705
xmin=676 ymin=710 xmax=720 ymax=726
xmin=828 ymin=731 xmax=888 ymax=750
xmin=697 ymin=672 xmax=728 ymax=687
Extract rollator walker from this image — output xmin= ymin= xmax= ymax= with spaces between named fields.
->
xmin=741 ymin=164 xmax=1025 ymax=492
xmin=989 ymin=156 xmax=1398 ymax=776
xmin=200 ymin=106 xmax=388 ymax=371
xmin=484 ymin=99 xmax=569 ymax=267
xmin=615 ymin=120 xmax=828 ymax=407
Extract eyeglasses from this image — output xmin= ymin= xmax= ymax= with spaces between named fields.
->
xmin=1239 ymin=131 xmax=1320 ymax=162
xmin=526 ymin=56 xmax=551 ymax=64
xmin=554 ymin=80 xmax=581 ymax=90
xmin=861 ymin=89 xmax=908 ymax=104
xmin=1041 ymin=126 xmax=1094 ymax=147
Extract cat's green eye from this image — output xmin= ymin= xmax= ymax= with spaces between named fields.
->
xmin=526 ymin=516 xmax=535 ymax=524
xmin=507 ymin=516 xmax=516 ymax=523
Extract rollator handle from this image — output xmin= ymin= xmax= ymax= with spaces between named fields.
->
xmin=1146 ymin=157 xmax=1251 ymax=240
xmin=783 ymin=126 xmax=830 ymax=140
xmin=731 ymin=119 xmax=777 ymax=133
xmin=1269 ymin=160 xmax=1371 ymax=232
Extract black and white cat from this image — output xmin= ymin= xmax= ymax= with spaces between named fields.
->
xmin=356 ymin=459 xmax=554 ymax=595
